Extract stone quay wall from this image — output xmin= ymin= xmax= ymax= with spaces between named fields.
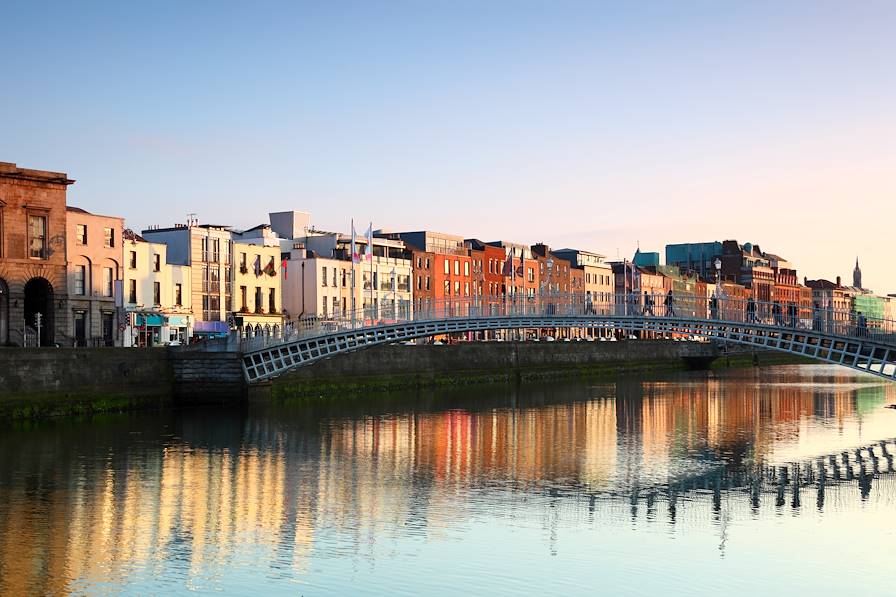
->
xmin=0 ymin=341 xmax=729 ymax=419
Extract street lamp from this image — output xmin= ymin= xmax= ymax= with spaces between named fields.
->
xmin=714 ymin=258 xmax=722 ymax=284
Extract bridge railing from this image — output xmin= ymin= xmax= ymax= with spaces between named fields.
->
xmin=238 ymin=293 xmax=896 ymax=351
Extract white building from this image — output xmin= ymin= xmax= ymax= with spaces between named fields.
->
xmin=142 ymin=222 xmax=233 ymax=338
xmin=121 ymin=230 xmax=193 ymax=347
xmin=282 ymin=232 xmax=412 ymax=322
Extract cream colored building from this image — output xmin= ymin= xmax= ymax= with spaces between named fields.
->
xmin=142 ymin=222 xmax=233 ymax=337
xmin=232 ymin=240 xmax=283 ymax=335
xmin=121 ymin=230 xmax=193 ymax=347
xmin=65 ymin=207 xmax=124 ymax=346
xmin=282 ymin=232 xmax=412 ymax=323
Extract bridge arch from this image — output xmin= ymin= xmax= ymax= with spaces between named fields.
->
xmin=241 ymin=315 xmax=896 ymax=384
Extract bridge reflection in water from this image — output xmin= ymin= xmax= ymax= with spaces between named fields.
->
xmin=1 ymin=365 xmax=896 ymax=594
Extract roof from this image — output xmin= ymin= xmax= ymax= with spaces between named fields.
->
xmin=123 ymin=229 xmax=147 ymax=243
xmin=0 ymin=161 xmax=74 ymax=185
xmin=66 ymin=206 xmax=91 ymax=214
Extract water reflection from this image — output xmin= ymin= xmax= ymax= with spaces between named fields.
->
xmin=1 ymin=365 xmax=895 ymax=595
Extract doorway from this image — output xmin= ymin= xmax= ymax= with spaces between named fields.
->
xmin=24 ymin=277 xmax=54 ymax=346
xmin=0 ymin=278 xmax=8 ymax=345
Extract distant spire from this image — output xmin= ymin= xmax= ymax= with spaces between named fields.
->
xmin=853 ymin=257 xmax=862 ymax=289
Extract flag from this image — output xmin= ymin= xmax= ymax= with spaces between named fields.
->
xmin=516 ymin=249 xmax=524 ymax=278
xmin=364 ymin=223 xmax=373 ymax=262
xmin=282 ymin=258 xmax=288 ymax=280
xmin=351 ymin=220 xmax=361 ymax=264
xmin=501 ymin=248 xmax=513 ymax=276
xmin=254 ymin=255 xmax=261 ymax=276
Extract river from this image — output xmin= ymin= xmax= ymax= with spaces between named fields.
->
xmin=1 ymin=364 xmax=895 ymax=595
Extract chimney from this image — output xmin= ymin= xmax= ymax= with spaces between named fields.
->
xmin=836 ymin=276 xmax=841 ymax=287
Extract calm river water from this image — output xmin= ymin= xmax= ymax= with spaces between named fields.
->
xmin=2 ymin=364 xmax=896 ymax=596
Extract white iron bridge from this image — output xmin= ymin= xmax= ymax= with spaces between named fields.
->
xmin=238 ymin=295 xmax=896 ymax=384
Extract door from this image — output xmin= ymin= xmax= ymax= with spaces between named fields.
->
xmin=102 ymin=312 xmax=115 ymax=346
xmin=73 ymin=310 xmax=87 ymax=347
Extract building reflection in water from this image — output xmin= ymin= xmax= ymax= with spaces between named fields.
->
xmin=1 ymin=365 xmax=894 ymax=594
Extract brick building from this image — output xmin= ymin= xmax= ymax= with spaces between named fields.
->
xmin=466 ymin=239 xmax=505 ymax=303
xmin=0 ymin=162 xmax=74 ymax=346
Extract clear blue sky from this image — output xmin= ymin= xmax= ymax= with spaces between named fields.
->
xmin=2 ymin=1 xmax=894 ymax=291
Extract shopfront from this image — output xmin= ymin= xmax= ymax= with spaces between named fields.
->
xmin=165 ymin=315 xmax=191 ymax=344
xmin=133 ymin=313 xmax=164 ymax=347
xmin=193 ymin=320 xmax=230 ymax=341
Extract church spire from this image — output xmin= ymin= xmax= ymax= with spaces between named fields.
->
xmin=853 ymin=257 xmax=862 ymax=289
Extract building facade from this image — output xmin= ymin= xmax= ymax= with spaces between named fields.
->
xmin=232 ymin=240 xmax=283 ymax=335
xmin=121 ymin=230 xmax=193 ymax=347
xmin=283 ymin=232 xmax=412 ymax=323
xmin=65 ymin=207 xmax=123 ymax=346
xmin=142 ymin=223 xmax=233 ymax=337
xmin=0 ymin=162 xmax=73 ymax=346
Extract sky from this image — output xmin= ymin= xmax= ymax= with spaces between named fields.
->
xmin=2 ymin=1 xmax=894 ymax=291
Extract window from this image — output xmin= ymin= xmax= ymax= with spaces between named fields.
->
xmin=201 ymin=266 xmax=209 ymax=292
xmin=175 ymin=284 xmax=183 ymax=306
xmin=74 ymin=265 xmax=86 ymax=295
xmin=209 ymin=268 xmax=220 ymax=293
xmin=322 ymin=297 xmax=328 ymax=317
xmin=269 ymin=288 xmax=277 ymax=314
xmin=464 ymin=262 xmax=470 ymax=276
xmin=76 ymin=224 xmax=87 ymax=245
xmin=254 ymin=287 xmax=263 ymax=312
xmin=464 ymin=282 xmax=470 ymax=296
xmin=416 ymin=257 xmax=422 ymax=268
xmin=444 ymin=280 xmax=450 ymax=295
xmin=240 ymin=286 xmax=247 ymax=310
xmin=129 ymin=251 xmax=137 ymax=269
xmin=454 ymin=281 xmax=460 ymax=295
xmin=322 ymin=266 xmax=328 ymax=286
xmin=224 ymin=267 xmax=231 ymax=294
xmin=332 ymin=267 xmax=337 ymax=287
xmin=444 ymin=260 xmax=450 ymax=275
xmin=201 ymin=237 xmax=209 ymax=261
xmin=153 ymin=254 xmax=161 ymax=272
xmin=425 ymin=276 xmax=430 ymax=291
xmin=417 ymin=276 xmax=422 ymax=290
xmin=425 ymin=258 xmax=430 ymax=269
xmin=240 ymin=252 xmax=247 ymax=271
xmin=153 ymin=282 xmax=161 ymax=305
xmin=212 ymin=239 xmax=220 ymax=262
xmin=28 ymin=214 xmax=47 ymax=259
xmin=454 ymin=260 xmax=459 ymax=275
xmin=341 ymin=269 xmax=347 ymax=287
xmin=103 ymin=267 xmax=113 ymax=297
xmin=128 ymin=279 xmax=137 ymax=303
xmin=104 ymin=227 xmax=114 ymax=248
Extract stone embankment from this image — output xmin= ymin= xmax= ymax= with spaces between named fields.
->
xmin=0 ymin=340 xmax=801 ymax=420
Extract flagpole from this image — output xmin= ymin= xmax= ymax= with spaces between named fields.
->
xmin=368 ymin=222 xmax=374 ymax=324
xmin=351 ymin=219 xmax=356 ymax=330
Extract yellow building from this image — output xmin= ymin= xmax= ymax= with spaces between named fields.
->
xmin=232 ymin=240 xmax=283 ymax=335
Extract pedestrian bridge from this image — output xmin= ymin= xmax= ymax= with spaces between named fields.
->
xmin=238 ymin=295 xmax=896 ymax=384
